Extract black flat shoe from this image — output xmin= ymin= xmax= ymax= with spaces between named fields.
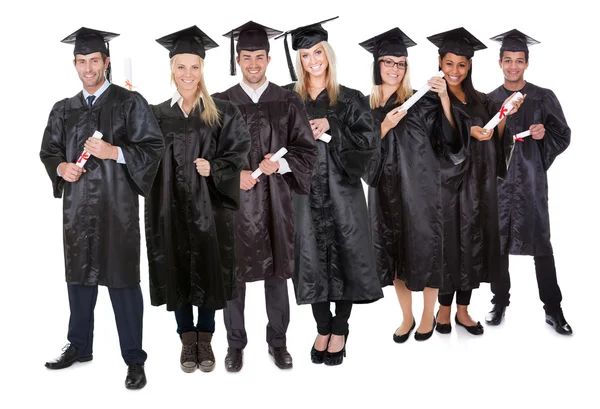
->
xmin=269 ymin=346 xmax=293 ymax=369
xmin=414 ymin=317 xmax=436 ymax=341
xmin=324 ymin=333 xmax=348 ymax=366
xmin=545 ymin=310 xmax=573 ymax=335
xmin=455 ymin=314 xmax=484 ymax=335
xmin=311 ymin=334 xmax=330 ymax=364
xmin=435 ymin=310 xmax=452 ymax=334
xmin=125 ymin=364 xmax=146 ymax=390
xmin=393 ymin=317 xmax=416 ymax=343
xmin=485 ymin=304 xmax=506 ymax=325
xmin=45 ymin=343 xmax=93 ymax=370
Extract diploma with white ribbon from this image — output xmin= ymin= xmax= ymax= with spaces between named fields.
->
xmin=398 ymin=71 xmax=445 ymax=112
xmin=76 ymin=131 xmax=103 ymax=168
xmin=483 ymin=92 xmax=524 ymax=131
xmin=251 ymin=147 xmax=288 ymax=179
xmin=124 ymin=57 xmax=133 ymax=91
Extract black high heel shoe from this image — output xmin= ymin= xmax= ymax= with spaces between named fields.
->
xmin=435 ymin=310 xmax=452 ymax=334
xmin=455 ymin=313 xmax=484 ymax=335
xmin=311 ymin=334 xmax=330 ymax=364
xmin=393 ymin=317 xmax=416 ymax=343
xmin=414 ymin=316 xmax=436 ymax=341
xmin=324 ymin=332 xmax=348 ymax=366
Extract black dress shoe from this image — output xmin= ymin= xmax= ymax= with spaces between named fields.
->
xmin=414 ymin=317 xmax=436 ymax=341
xmin=435 ymin=310 xmax=452 ymax=334
xmin=545 ymin=310 xmax=573 ymax=335
xmin=269 ymin=346 xmax=293 ymax=369
xmin=455 ymin=314 xmax=484 ymax=335
xmin=393 ymin=317 xmax=416 ymax=343
xmin=224 ymin=347 xmax=243 ymax=372
xmin=45 ymin=344 xmax=93 ymax=370
xmin=485 ymin=304 xmax=506 ymax=325
xmin=125 ymin=364 xmax=146 ymax=390
xmin=324 ymin=333 xmax=348 ymax=366
xmin=311 ymin=335 xmax=330 ymax=364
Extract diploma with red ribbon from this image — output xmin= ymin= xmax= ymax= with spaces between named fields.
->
xmin=513 ymin=130 xmax=531 ymax=142
xmin=483 ymin=92 xmax=524 ymax=130
xmin=251 ymin=147 xmax=288 ymax=179
xmin=398 ymin=71 xmax=445 ymax=112
xmin=76 ymin=131 xmax=103 ymax=168
xmin=124 ymin=57 xmax=134 ymax=91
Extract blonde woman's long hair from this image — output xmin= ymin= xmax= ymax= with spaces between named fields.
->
xmin=294 ymin=41 xmax=339 ymax=106
xmin=170 ymin=55 xmax=220 ymax=127
xmin=369 ymin=56 xmax=414 ymax=110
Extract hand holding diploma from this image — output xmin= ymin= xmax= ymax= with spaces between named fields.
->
xmin=251 ymin=147 xmax=288 ymax=179
xmin=77 ymin=131 xmax=103 ymax=167
xmin=483 ymin=92 xmax=526 ymax=132
xmin=398 ymin=71 xmax=445 ymax=112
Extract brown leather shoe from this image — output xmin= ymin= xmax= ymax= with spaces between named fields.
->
xmin=180 ymin=332 xmax=197 ymax=373
xmin=197 ymin=332 xmax=215 ymax=372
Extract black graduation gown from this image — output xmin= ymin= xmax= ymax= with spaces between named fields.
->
xmin=284 ymin=84 xmax=383 ymax=304
xmin=487 ymin=82 xmax=570 ymax=256
xmin=145 ymin=99 xmax=251 ymax=310
xmin=40 ymin=85 xmax=165 ymax=288
xmin=212 ymin=83 xmax=317 ymax=282
xmin=439 ymin=91 xmax=506 ymax=295
xmin=365 ymin=92 xmax=470 ymax=292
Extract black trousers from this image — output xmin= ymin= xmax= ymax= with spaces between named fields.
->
xmin=311 ymin=301 xmax=353 ymax=336
xmin=174 ymin=305 xmax=216 ymax=336
xmin=439 ymin=290 xmax=472 ymax=306
xmin=67 ymin=283 xmax=147 ymax=365
xmin=223 ymin=277 xmax=290 ymax=349
xmin=491 ymin=252 xmax=563 ymax=314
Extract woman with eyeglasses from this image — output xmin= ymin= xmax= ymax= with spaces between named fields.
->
xmin=426 ymin=28 xmax=523 ymax=335
xmin=360 ymin=28 xmax=470 ymax=343
xmin=279 ymin=17 xmax=383 ymax=366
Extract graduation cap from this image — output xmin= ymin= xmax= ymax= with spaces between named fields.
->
xmin=490 ymin=29 xmax=540 ymax=53
xmin=61 ymin=27 xmax=119 ymax=56
xmin=155 ymin=25 xmax=219 ymax=59
xmin=274 ymin=16 xmax=339 ymax=81
xmin=61 ymin=27 xmax=119 ymax=83
xmin=359 ymin=28 xmax=417 ymax=85
xmin=222 ymin=21 xmax=283 ymax=76
xmin=427 ymin=27 xmax=487 ymax=59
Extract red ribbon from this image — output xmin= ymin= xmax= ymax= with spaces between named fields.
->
xmin=125 ymin=80 xmax=134 ymax=91
xmin=499 ymin=105 xmax=508 ymax=119
xmin=77 ymin=151 xmax=89 ymax=163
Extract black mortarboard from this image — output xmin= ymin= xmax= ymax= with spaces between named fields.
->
xmin=490 ymin=29 xmax=540 ymax=53
xmin=427 ymin=27 xmax=487 ymax=59
xmin=61 ymin=27 xmax=119 ymax=83
xmin=359 ymin=28 xmax=417 ymax=85
xmin=274 ymin=16 xmax=339 ymax=81
xmin=61 ymin=27 xmax=119 ymax=56
xmin=155 ymin=25 xmax=219 ymax=59
xmin=222 ymin=21 xmax=283 ymax=76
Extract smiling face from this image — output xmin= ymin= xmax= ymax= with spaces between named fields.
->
xmin=172 ymin=53 xmax=202 ymax=93
xmin=237 ymin=49 xmax=270 ymax=87
xmin=440 ymin=52 xmax=470 ymax=87
xmin=299 ymin=42 xmax=329 ymax=79
xmin=379 ymin=55 xmax=407 ymax=87
xmin=500 ymin=51 xmax=528 ymax=84
xmin=74 ymin=52 xmax=108 ymax=93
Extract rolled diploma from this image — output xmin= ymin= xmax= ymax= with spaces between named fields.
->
xmin=76 ymin=131 xmax=103 ymax=168
xmin=398 ymin=71 xmax=444 ymax=112
xmin=513 ymin=130 xmax=531 ymax=140
xmin=483 ymin=92 xmax=524 ymax=131
xmin=124 ymin=57 xmax=133 ymax=89
xmin=318 ymin=132 xmax=332 ymax=143
xmin=251 ymin=147 xmax=288 ymax=179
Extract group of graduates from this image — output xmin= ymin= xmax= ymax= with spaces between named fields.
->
xmin=39 ymin=16 xmax=572 ymax=390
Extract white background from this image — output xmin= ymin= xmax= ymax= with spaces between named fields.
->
xmin=0 ymin=0 xmax=597 ymax=408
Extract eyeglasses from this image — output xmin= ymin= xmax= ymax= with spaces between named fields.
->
xmin=381 ymin=59 xmax=407 ymax=69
